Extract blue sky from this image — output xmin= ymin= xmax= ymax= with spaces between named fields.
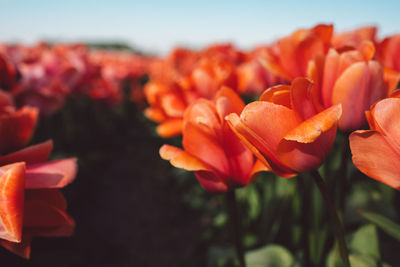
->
xmin=0 ymin=0 xmax=399 ymax=55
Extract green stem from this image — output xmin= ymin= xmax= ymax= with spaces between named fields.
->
xmin=338 ymin=133 xmax=350 ymax=211
xmin=299 ymin=177 xmax=312 ymax=266
xmin=227 ymin=190 xmax=246 ymax=267
xmin=310 ymin=170 xmax=350 ymax=267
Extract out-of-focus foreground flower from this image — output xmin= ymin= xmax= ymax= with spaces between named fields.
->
xmin=0 ymin=140 xmax=77 ymax=258
xmin=159 ymin=87 xmax=267 ymax=192
xmin=350 ymin=96 xmax=400 ymax=190
xmin=226 ymin=78 xmax=342 ymax=177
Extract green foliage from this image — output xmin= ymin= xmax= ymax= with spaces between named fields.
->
xmin=359 ymin=211 xmax=400 ymax=242
xmin=350 ymin=224 xmax=380 ymax=261
xmin=245 ymin=244 xmax=298 ymax=267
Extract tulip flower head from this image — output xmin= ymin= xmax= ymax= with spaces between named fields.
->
xmin=308 ymin=41 xmax=398 ymax=131
xmin=160 ymin=87 xmax=267 ymax=192
xmin=263 ymin=24 xmax=333 ymax=81
xmin=0 ymin=91 xmax=38 ymax=154
xmin=350 ymin=97 xmax=400 ymax=190
xmin=0 ymin=140 xmax=77 ymax=258
xmin=377 ymin=34 xmax=400 ymax=72
xmin=332 ymin=26 xmax=377 ymax=50
xmin=226 ymin=78 xmax=342 ymax=177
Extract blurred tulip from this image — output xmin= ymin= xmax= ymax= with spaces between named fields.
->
xmin=377 ymin=34 xmax=400 ymax=72
xmin=145 ymin=58 xmax=239 ymax=138
xmin=332 ymin=26 xmax=377 ymax=49
xmin=263 ymin=24 xmax=333 ymax=81
xmin=0 ymin=140 xmax=77 ymax=258
xmin=350 ymin=97 xmax=400 ymax=190
xmin=160 ymin=87 xmax=267 ymax=192
xmin=0 ymin=91 xmax=38 ymax=154
xmin=308 ymin=41 xmax=399 ymax=131
xmin=226 ymin=78 xmax=341 ymax=177
xmin=0 ymin=54 xmax=17 ymax=90
xmin=237 ymin=46 xmax=284 ymax=95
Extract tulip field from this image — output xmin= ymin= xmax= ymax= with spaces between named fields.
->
xmin=2 ymin=25 xmax=400 ymax=266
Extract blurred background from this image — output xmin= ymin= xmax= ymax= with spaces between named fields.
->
xmin=1 ymin=1 xmax=400 ymax=266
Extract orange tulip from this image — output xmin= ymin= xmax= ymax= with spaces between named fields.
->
xmin=159 ymin=87 xmax=267 ymax=192
xmin=226 ymin=78 xmax=341 ymax=177
xmin=377 ymin=34 xmax=400 ymax=72
xmin=263 ymin=24 xmax=333 ymax=81
xmin=350 ymin=97 xmax=400 ymax=190
xmin=0 ymin=140 xmax=77 ymax=258
xmin=332 ymin=26 xmax=377 ymax=50
xmin=308 ymin=41 xmax=399 ymax=131
xmin=144 ymin=58 xmax=239 ymax=138
xmin=237 ymin=46 xmax=284 ymax=95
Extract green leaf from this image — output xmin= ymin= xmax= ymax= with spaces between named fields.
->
xmin=349 ymin=224 xmax=380 ymax=260
xmin=326 ymin=251 xmax=376 ymax=267
xmin=245 ymin=244 xmax=297 ymax=267
xmin=359 ymin=210 xmax=400 ymax=241
xmin=207 ymin=246 xmax=235 ymax=267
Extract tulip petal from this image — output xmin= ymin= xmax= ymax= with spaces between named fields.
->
xmin=183 ymin=99 xmax=220 ymax=133
xmin=260 ymin=57 xmax=292 ymax=81
xmin=359 ymin=40 xmax=376 ymax=61
xmin=277 ymin=127 xmax=337 ymax=173
xmin=159 ymin=144 xmax=209 ymax=171
xmin=215 ymin=86 xmax=245 ymax=119
xmin=25 ymin=189 xmax=67 ymax=211
xmin=370 ymin=98 xmax=400 ymax=152
xmin=384 ymin=67 xmax=400 ymax=93
xmin=250 ymin=159 xmax=271 ymax=178
xmin=25 ymin=158 xmax=77 ymax=189
xmin=161 ymin=93 xmax=187 ymax=117
xmin=0 ymin=235 xmax=32 ymax=259
xmin=194 ymin=171 xmax=228 ymax=193
xmin=290 ymin=78 xmax=318 ymax=120
xmin=144 ymin=107 xmax=166 ymax=123
xmin=332 ymin=61 xmax=386 ymax=131
xmin=350 ymin=130 xmax=400 ymax=190
xmin=260 ymin=85 xmax=291 ymax=108
xmin=225 ymin=110 xmax=296 ymax=177
xmin=183 ymin=122 xmax=230 ymax=177
xmin=284 ymin=104 xmax=341 ymax=143
xmin=23 ymin=198 xmax=74 ymax=229
xmin=0 ymin=162 xmax=25 ymax=243
xmin=156 ymin=119 xmax=183 ymax=138
xmin=0 ymin=106 xmax=38 ymax=154
xmin=0 ymin=140 xmax=53 ymax=166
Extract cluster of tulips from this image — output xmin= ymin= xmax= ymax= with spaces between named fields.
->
xmin=0 ymin=43 xmax=149 ymax=115
xmin=1 ymin=23 xmax=400 ymax=265
xmin=0 ymin=42 xmax=150 ymax=258
xmin=148 ymin=25 xmax=400 ymax=266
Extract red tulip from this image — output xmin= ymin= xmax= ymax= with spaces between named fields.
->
xmin=0 ymin=140 xmax=77 ymax=258
xmin=0 ymin=91 xmax=38 ymax=154
xmin=160 ymin=87 xmax=267 ymax=192
xmin=308 ymin=41 xmax=399 ymax=131
xmin=226 ymin=78 xmax=341 ymax=177
xmin=0 ymin=54 xmax=17 ymax=90
xmin=350 ymin=97 xmax=400 ymax=190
